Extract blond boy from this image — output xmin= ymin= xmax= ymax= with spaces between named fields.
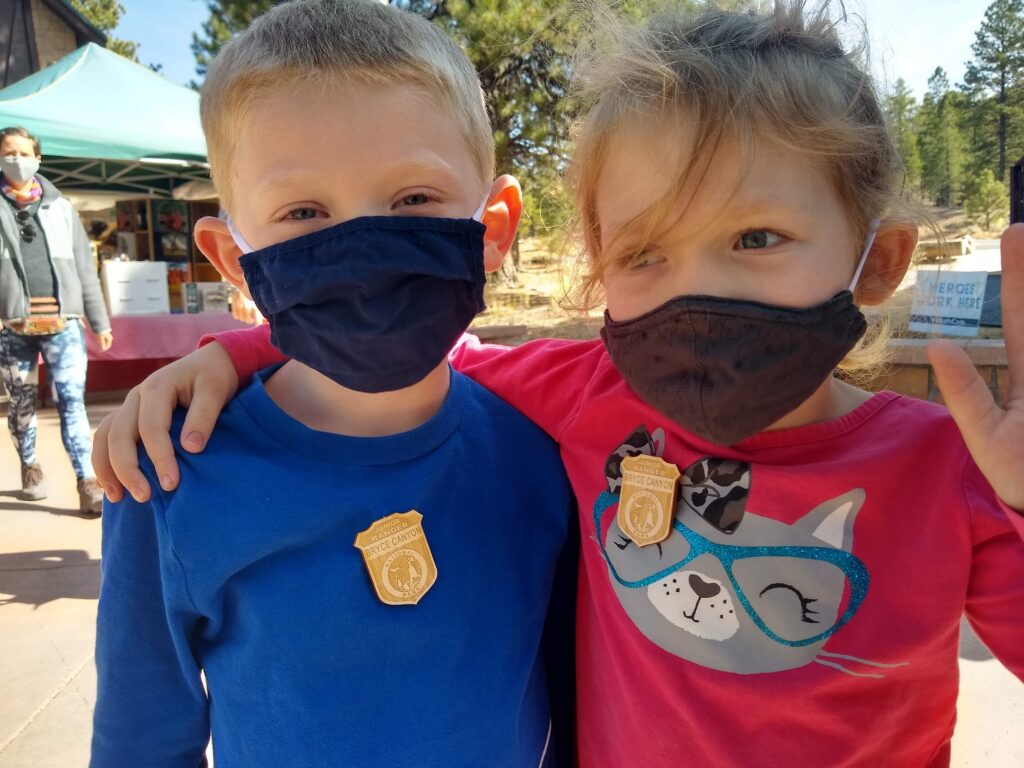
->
xmin=90 ymin=2 xmax=572 ymax=765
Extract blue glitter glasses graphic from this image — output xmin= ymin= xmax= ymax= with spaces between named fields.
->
xmin=594 ymin=491 xmax=869 ymax=648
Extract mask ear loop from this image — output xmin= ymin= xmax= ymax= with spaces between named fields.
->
xmin=848 ymin=219 xmax=880 ymax=293
xmin=471 ymin=196 xmax=489 ymax=223
xmin=225 ymin=215 xmax=255 ymax=255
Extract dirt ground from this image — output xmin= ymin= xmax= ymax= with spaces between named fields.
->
xmin=476 ymin=237 xmax=604 ymax=342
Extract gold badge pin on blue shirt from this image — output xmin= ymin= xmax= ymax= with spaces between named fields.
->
xmin=355 ymin=511 xmax=438 ymax=605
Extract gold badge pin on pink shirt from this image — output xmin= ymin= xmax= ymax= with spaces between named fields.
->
xmin=355 ymin=511 xmax=437 ymax=606
xmin=618 ymin=455 xmax=680 ymax=547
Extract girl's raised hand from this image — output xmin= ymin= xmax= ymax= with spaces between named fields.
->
xmin=93 ymin=342 xmax=239 ymax=503
xmin=929 ymin=224 xmax=1024 ymax=511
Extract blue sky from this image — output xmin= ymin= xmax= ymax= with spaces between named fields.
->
xmin=117 ymin=0 xmax=988 ymax=101
xmin=855 ymin=0 xmax=988 ymax=98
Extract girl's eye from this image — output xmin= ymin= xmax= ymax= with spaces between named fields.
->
xmin=285 ymin=207 xmax=322 ymax=221
xmin=624 ymin=251 xmax=664 ymax=272
xmin=736 ymin=230 xmax=784 ymax=250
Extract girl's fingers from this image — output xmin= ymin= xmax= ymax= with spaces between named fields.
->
xmin=176 ymin=343 xmax=239 ymax=453
xmin=135 ymin=377 xmax=183 ymax=493
xmin=999 ymin=225 xmax=1024 ymax=403
xmin=91 ymin=411 xmax=124 ymax=503
xmin=107 ymin=387 xmax=153 ymax=503
xmin=928 ymin=340 xmax=1002 ymax=460
xmin=178 ymin=375 xmax=232 ymax=454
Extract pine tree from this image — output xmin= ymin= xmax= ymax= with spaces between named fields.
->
xmin=962 ymin=0 xmax=1024 ymax=180
xmin=964 ymin=168 xmax=1008 ymax=230
xmin=190 ymin=0 xmax=278 ymax=80
xmin=884 ymin=79 xmax=922 ymax=192
xmin=68 ymin=0 xmax=140 ymax=61
xmin=918 ymin=69 xmax=967 ymax=206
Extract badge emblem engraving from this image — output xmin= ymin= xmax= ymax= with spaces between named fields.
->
xmin=354 ymin=511 xmax=437 ymax=605
xmin=618 ymin=455 xmax=680 ymax=547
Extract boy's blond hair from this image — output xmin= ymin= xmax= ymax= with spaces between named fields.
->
xmin=569 ymin=1 xmax=913 ymax=377
xmin=201 ymin=0 xmax=494 ymax=212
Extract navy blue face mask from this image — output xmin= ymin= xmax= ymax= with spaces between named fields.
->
xmin=234 ymin=215 xmax=487 ymax=393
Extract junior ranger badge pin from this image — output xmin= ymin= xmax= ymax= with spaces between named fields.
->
xmin=354 ymin=511 xmax=437 ymax=606
xmin=618 ymin=455 xmax=680 ymax=547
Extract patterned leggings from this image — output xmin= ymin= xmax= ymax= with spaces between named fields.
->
xmin=0 ymin=321 xmax=92 ymax=478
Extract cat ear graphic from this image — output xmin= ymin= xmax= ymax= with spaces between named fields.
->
xmin=679 ymin=458 xmax=751 ymax=534
xmin=797 ymin=489 xmax=866 ymax=552
xmin=604 ymin=425 xmax=660 ymax=493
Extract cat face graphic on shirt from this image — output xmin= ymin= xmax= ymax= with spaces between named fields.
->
xmin=597 ymin=428 xmax=873 ymax=675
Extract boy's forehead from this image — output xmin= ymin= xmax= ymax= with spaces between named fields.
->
xmin=226 ymin=79 xmax=485 ymax=202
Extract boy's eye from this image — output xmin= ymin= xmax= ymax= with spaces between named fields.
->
xmin=285 ymin=207 xmax=322 ymax=221
xmin=736 ymin=230 xmax=784 ymax=250
xmin=398 ymin=193 xmax=431 ymax=207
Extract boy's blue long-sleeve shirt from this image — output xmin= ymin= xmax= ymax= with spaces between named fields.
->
xmin=91 ymin=368 xmax=573 ymax=768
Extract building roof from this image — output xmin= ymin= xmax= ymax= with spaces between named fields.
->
xmin=40 ymin=0 xmax=107 ymax=47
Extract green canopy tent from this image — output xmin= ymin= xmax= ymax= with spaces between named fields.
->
xmin=0 ymin=42 xmax=210 ymax=199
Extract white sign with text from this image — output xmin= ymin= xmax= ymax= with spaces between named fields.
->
xmin=908 ymin=269 xmax=989 ymax=337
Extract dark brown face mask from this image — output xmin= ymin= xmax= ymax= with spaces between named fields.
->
xmin=600 ymin=291 xmax=868 ymax=445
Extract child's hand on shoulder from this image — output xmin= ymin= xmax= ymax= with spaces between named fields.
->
xmin=93 ymin=342 xmax=239 ymax=503
xmin=929 ymin=223 xmax=1024 ymax=511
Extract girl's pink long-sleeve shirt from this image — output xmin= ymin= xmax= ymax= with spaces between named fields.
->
xmin=207 ymin=324 xmax=1024 ymax=767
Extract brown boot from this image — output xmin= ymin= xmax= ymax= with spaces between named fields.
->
xmin=77 ymin=477 xmax=104 ymax=516
xmin=21 ymin=462 xmax=48 ymax=500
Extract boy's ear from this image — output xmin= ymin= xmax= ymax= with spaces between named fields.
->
xmin=855 ymin=222 xmax=918 ymax=306
xmin=193 ymin=216 xmax=252 ymax=299
xmin=480 ymin=175 xmax=523 ymax=273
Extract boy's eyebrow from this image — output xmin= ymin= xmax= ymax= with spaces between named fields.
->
xmin=252 ymin=155 xmax=465 ymax=196
xmin=378 ymin=155 xmax=465 ymax=188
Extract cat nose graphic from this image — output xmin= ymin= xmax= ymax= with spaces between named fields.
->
xmin=688 ymin=574 xmax=721 ymax=598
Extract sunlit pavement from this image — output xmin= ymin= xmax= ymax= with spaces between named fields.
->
xmin=0 ymin=398 xmax=1020 ymax=767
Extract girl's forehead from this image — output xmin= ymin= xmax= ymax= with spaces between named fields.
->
xmin=593 ymin=124 xmax=843 ymax=244
xmin=593 ymin=122 xmax=701 ymax=232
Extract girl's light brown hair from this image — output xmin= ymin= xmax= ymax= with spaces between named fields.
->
xmin=568 ymin=1 xmax=913 ymax=377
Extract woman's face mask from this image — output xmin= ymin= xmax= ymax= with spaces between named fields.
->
xmin=1 ymin=155 xmax=40 ymax=187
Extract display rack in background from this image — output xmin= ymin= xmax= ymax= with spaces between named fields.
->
xmin=113 ymin=198 xmax=222 ymax=313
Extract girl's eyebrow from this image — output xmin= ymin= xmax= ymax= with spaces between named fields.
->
xmin=720 ymin=196 xmax=817 ymax=225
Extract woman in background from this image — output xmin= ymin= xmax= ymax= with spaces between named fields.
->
xmin=0 ymin=126 xmax=112 ymax=514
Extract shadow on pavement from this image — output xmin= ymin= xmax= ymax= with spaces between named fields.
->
xmin=0 ymin=490 xmax=96 ymax=518
xmin=0 ymin=549 xmax=100 ymax=607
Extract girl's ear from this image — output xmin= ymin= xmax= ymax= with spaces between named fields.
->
xmin=193 ymin=216 xmax=252 ymax=299
xmin=480 ymin=175 xmax=524 ymax=273
xmin=855 ymin=222 xmax=918 ymax=306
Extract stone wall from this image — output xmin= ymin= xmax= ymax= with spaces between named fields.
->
xmin=866 ymin=338 xmax=1009 ymax=405
xmin=31 ymin=0 xmax=77 ymax=69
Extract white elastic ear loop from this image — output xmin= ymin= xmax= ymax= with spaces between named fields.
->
xmin=848 ymin=219 xmax=880 ymax=292
xmin=471 ymin=196 xmax=489 ymax=222
xmin=225 ymin=215 xmax=255 ymax=255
